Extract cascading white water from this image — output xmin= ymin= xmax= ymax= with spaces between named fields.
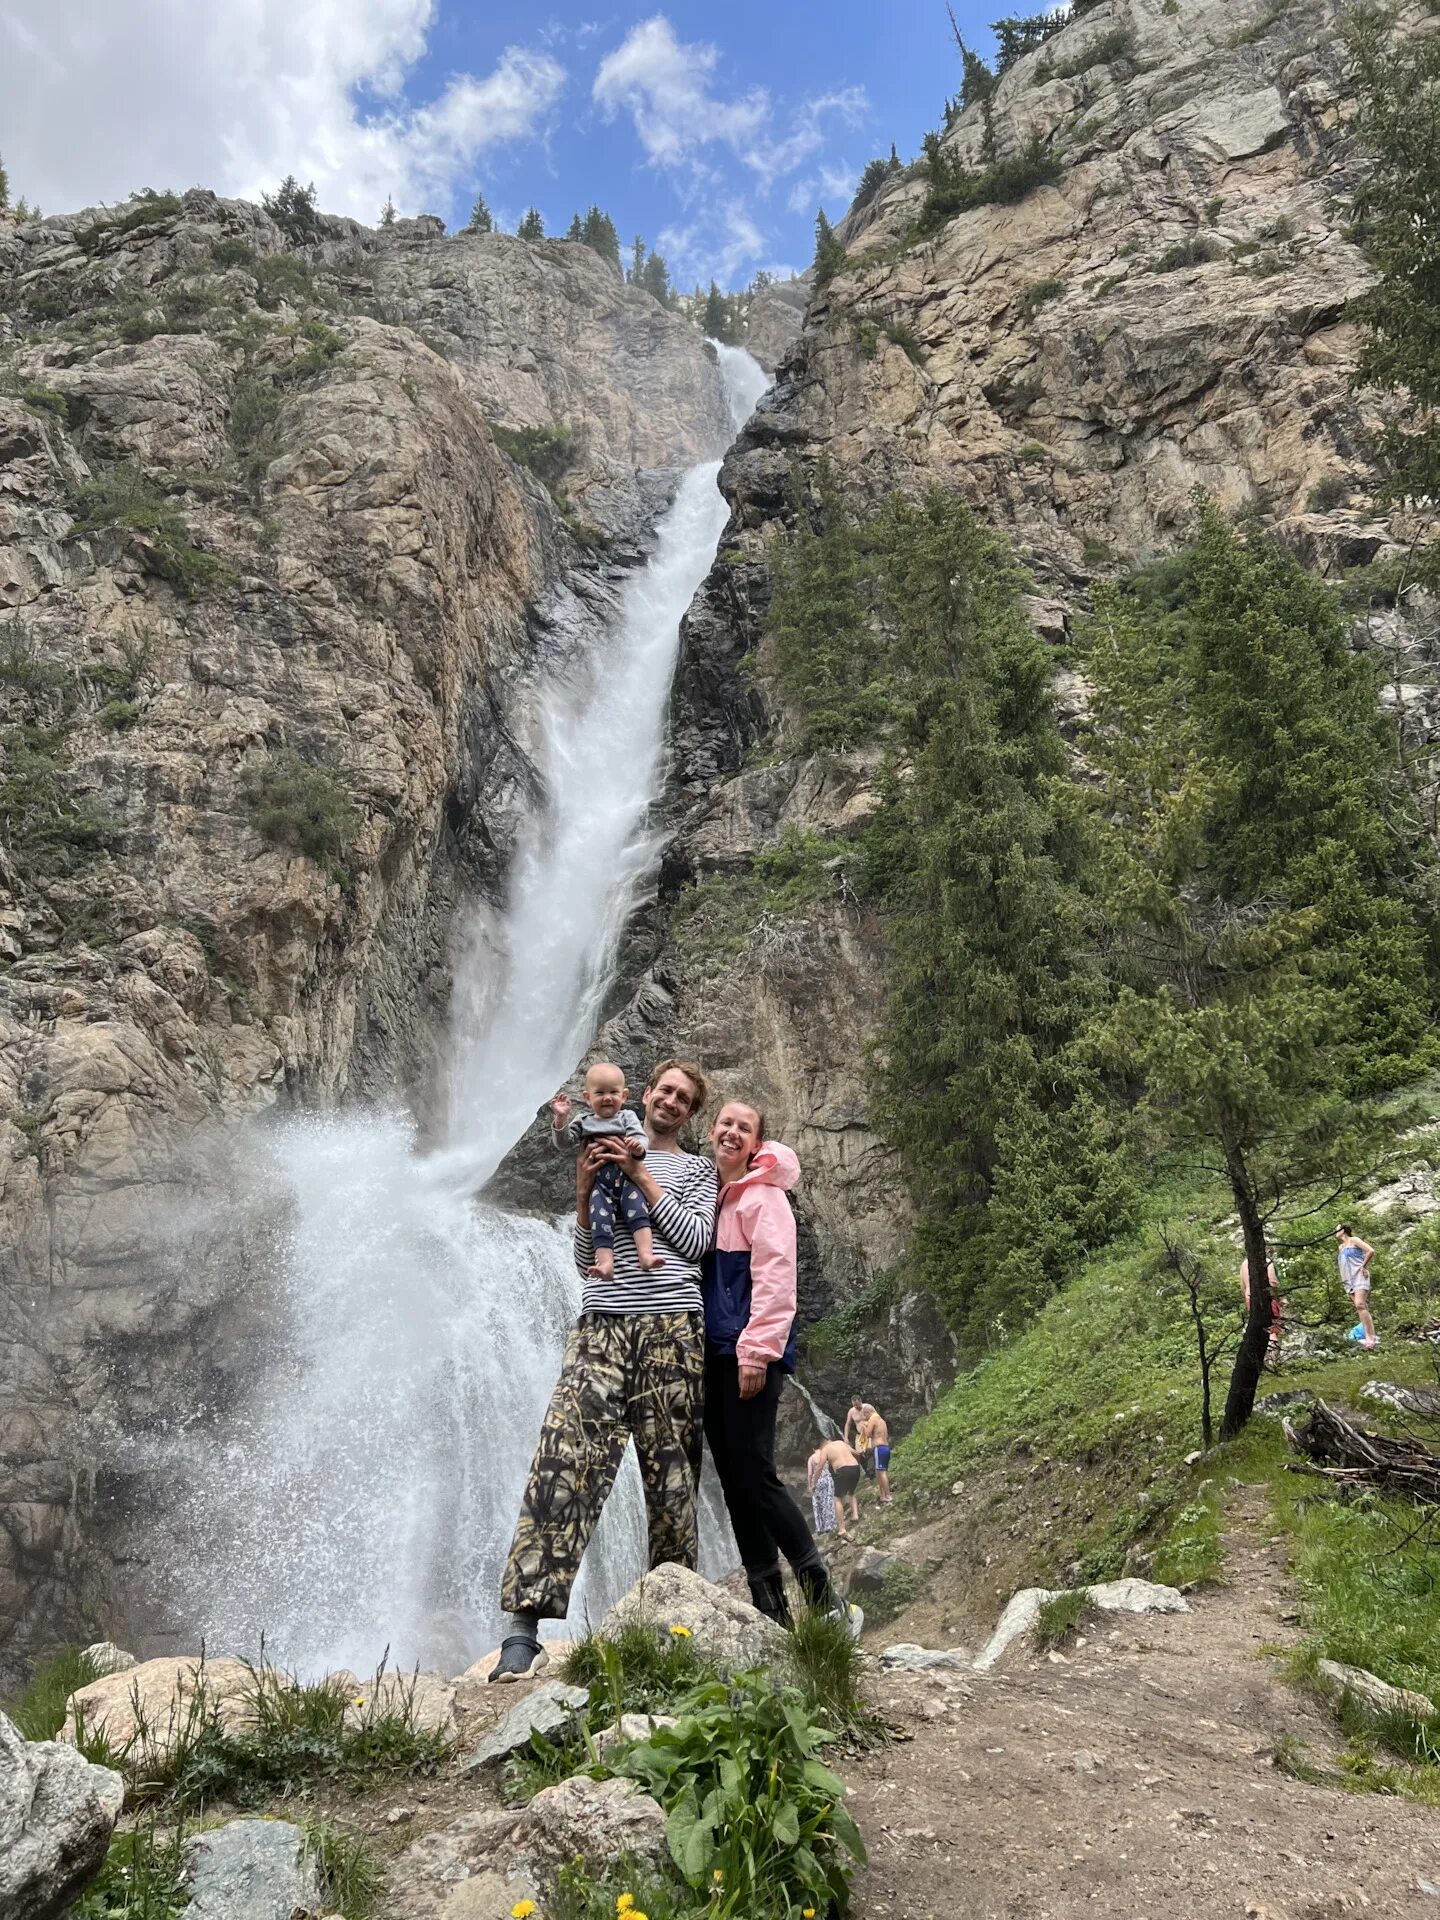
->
xmin=165 ymin=346 xmax=768 ymax=1675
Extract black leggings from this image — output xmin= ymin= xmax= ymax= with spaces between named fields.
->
xmin=704 ymin=1351 xmax=833 ymax=1615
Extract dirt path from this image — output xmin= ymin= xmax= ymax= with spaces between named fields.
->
xmin=850 ymin=1494 xmax=1440 ymax=1918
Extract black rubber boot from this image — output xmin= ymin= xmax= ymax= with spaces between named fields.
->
xmin=748 ymin=1571 xmax=793 ymax=1628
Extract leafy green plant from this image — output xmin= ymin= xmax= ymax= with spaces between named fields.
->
xmin=210 ymin=236 xmax=257 ymax=270
xmin=2 ymin=1645 xmax=99 ymax=1739
xmin=71 ymin=1818 xmax=190 ymax=1920
xmin=252 ymin=252 xmax=319 ymax=311
xmin=242 ymin=750 xmax=358 ymax=873
xmin=561 ymin=1620 xmax=707 ymax=1715
xmin=551 ymin=1857 xmax=691 ymax=1920
xmin=861 ymin=1561 xmax=924 ymax=1628
xmin=492 ymin=422 xmax=582 ymax=491
xmin=1307 ymin=474 xmax=1351 ymax=513
xmin=617 ymin=1671 xmax=866 ymax=1919
xmin=68 ymin=464 xmax=234 ymax=599
xmin=915 ymin=133 xmax=1062 ymax=237
xmin=302 ymin=1816 xmax=383 ymax=1918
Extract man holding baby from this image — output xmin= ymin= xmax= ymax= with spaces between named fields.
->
xmin=490 ymin=1058 xmax=715 ymax=1683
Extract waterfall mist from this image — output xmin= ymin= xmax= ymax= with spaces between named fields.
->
xmin=156 ymin=347 xmax=766 ymax=1676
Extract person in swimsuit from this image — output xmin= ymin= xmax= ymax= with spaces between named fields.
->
xmin=809 ymin=1436 xmax=863 ymax=1534
xmin=859 ymin=1404 xmax=892 ymax=1507
xmin=1336 ymin=1224 xmax=1377 ymax=1348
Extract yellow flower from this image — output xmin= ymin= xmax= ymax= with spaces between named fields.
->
xmin=804 ymin=1909 xmax=817 ymax=1917
xmin=630 ymin=1912 xmax=648 ymax=1920
xmin=712 ymin=1869 xmax=724 ymax=1882
xmin=352 ymin=1697 xmax=365 ymax=1708
xmin=616 ymin=1897 xmax=634 ymax=1913
xmin=511 ymin=1904 xmax=536 ymax=1919
xmin=668 ymin=1625 xmax=692 ymax=1639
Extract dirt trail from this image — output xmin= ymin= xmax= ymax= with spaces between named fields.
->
xmin=851 ymin=1494 xmax=1440 ymax=1918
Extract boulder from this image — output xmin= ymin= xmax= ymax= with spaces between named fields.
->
xmin=1315 ymin=1659 xmax=1436 ymax=1727
xmin=524 ymin=1774 xmax=668 ymax=1876
xmin=386 ymin=1811 xmax=529 ymax=1920
xmin=592 ymin=1712 xmax=678 ymax=1757
xmin=182 ymin=1817 xmax=321 ymax=1920
xmin=973 ymin=1578 xmax=1188 ymax=1672
xmin=79 ymin=1643 xmax=137 ymax=1680
xmin=0 ymin=1709 xmax=124 ymax=1920
xmin=459 ymin=1681 xmax=589 ymax=1774
xmin=879 ymin=1644 xmax=969 ymax=1672
xmin=58 ymin=1657 xmax=266 ymax=1765
xmin=600 ymin=1562 xmax=786 ymax=1671
xmin=848 ymin=1548 xmax=897 ymax=1595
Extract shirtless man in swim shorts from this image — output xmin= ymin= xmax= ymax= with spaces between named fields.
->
xmin=859 ymin=1403 xmax=892 ymax=1508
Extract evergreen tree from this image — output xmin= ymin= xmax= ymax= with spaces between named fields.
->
xmin=628 ymin=235 xmax=647 ymax=284
xmin=261 ymin=175 xmax=322 ymax=246
xmin=580 ymin=205 xmax=621 ymax=269
xmin=639 ymin=250 xmax=672 ymax=304
xmin=379 ymin=195 xmax=396 ymax=228
xmin=466 ymin=193 xmax=494 ymax=234
xmin=565 ymin=211 xmax=583 ymax=242
xmin=703 ymin=280 xmax=730 ymax=339
xmin=812 ymin=209 xmax=847 ymax=287
xmin=961 ymin=42 xmax=998 ymax=109
xmin=0 ymin=154 xmax=9 ymax=213
xmin=517 ymin=207 xmax=545 ymax=240
xmin=1085 ymin=503 xmax=1436 ymax=1434
xmin=1348 ymin=11 xmax=1440 ymax=528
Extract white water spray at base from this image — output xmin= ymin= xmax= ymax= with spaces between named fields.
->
xmin=164 ymin=348 xmax=766 ymax=1676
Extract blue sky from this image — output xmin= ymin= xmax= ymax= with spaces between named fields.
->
xmin=0 ymin=1 xmax=1003 ymax=288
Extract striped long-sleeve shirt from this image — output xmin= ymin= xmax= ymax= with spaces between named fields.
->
xmin=575 ymin=1148 xmax=718 ymax=1317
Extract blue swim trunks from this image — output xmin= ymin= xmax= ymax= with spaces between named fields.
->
xmin=873 ymin=1444 xmax=891 ymax=1470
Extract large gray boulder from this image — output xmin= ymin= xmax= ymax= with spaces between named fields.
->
xmin=182 ymin=1817 xmax=322 ymax=1920
xmin=973 ymin=1577 xmax=1189 ymax=1672
xmin=601 ymin=1562 xmax=786 ymax=1671
xmin=0 ymin=1708 xmax=124 ymax=1920
xmin=459 ymin=1680 xmax=588 ymax=1774
xmin=524 ymin=1774 xmax=667 ymax=1876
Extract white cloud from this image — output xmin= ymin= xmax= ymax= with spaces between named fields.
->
xmin=659 ymin=200 xmax=766 ymax=289
xmin=0 ymin=0 xmax=565 ymax=221
xmin=593 ymin=15 xmax=865 ymax=187
xmin=787 ymin=162 xmax=860 ymax=220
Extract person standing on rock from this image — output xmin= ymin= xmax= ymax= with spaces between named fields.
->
xmin=809 ymin=1436 xmax=863 ymax=1536
xmin=702 ymin=1101 xmax=862 ymax=1634
xmin=491 ymin=1059 xmax=717 ymax=1683
xmin=859 ymin=1403 xmax=893 ymax=1507
xmin=1336 ymin=1224 xmax=1378 ymax=1349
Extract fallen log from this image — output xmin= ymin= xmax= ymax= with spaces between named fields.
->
xmin=1283 ymin=1398 xmax=1440 ymax=1507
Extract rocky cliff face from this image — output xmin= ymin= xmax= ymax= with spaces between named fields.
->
xmin=607 ymin=0 xmax=1435 ymax=1422
xmin=0 ymin=191 xmax=726 ymax=1677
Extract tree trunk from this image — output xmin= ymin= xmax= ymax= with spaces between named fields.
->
xmin=1220 ymin=1151 xmax=1272 ymax=1439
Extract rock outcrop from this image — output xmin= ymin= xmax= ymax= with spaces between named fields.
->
xmin=0 ymin=1708 xmax=124 ymax=1920
xmin=0 ymin=190 xmax=724 ymax=1678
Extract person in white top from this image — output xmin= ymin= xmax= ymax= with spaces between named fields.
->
xmin=1335 ymin=1224 xmax=1377 ymax=1349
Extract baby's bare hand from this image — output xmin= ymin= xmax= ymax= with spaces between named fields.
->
xmin=549 ymin=1092 xmax=573 ymax=1127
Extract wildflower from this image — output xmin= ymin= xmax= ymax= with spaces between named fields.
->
xmin=511 ymin=1904 xmax=536 ymax=1920
xmin=353 ymin=1697 xmax=365 ymax=1708
xmin=804 ymin=1909 xmax=817 ymax=1917
xmin=668 ymin=1624 xmax=692 ymax=1639
xmin=616 ymin=1897 xmax=634 ymax=1913
xmin=712 ymin=1869 xmax=724 ymax=1882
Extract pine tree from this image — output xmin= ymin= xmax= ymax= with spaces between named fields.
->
xmin=639 ymin=250 xmax=672 ymax=304
xmin=466 ymin=193 xmax=494 ymax=234
xmin=628 ymin=235 xmax=647 ymax=285
xmin=565 ymin=212 xmax=583 ymax=242
xmin=261 ymin=175 xmax=322 ymax=246
xmin=812 ymin=209 xmax=847 ymax=287
xmin=517 ymin=207 xmax=545 ymax=240
xmin=703 ymin=280 xmax=730 ymax=340
xmin=1085 ymin=503 xmax=1436 ymax=1434
xmin=379 ymin=195 xmax=396 ymax=228
xmin=580 ymin=205 xmax=621 ymax=269
xmin=0 ymin=154 xmax=9 ymax=213
xmin=1348 ymin=11 xmax=1440 ymax=526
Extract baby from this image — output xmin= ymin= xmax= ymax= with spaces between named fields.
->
xmin=550 ymin=1062 xmax=665 ymax=1279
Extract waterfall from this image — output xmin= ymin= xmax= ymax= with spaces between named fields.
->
xmin=161 ymin=347 xmax=767 ymax=1677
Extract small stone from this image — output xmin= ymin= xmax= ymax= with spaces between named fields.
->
xmin=1417 ymin=1876 xmax=1439 ymax=1899
xmin=592 ymin=1712 xmax=677 ymax=1757
xmin=79 ymin=1643 xmax=138 ymax=1680
xmin=524 ymin=1775 xmax=667 ymax=1876
xmin=849 ymin=1547 xmax=898 ymax=1594
xmin=387 ymin=1805 xmax=415 ymax=1826
xmin=1072 ymin=1749 xmax=1101 ymax=1773
xmin=879 ymin=1644 xmax=970 ymax=1671
xmin=459 ymin=1681 xmax=588 ymax=1773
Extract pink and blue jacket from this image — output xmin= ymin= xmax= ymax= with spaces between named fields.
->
xmin=701 ymin=1141 xmax=801 ymax=1373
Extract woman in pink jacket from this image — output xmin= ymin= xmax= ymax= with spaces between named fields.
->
xmin=702 ymin=1101 xmax=861 ymax=1633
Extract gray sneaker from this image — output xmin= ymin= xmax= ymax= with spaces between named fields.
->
xmin=828 ymin=1600 xmax=865 ymax=1641
xmin=488 ymin=1635 xmax=548 ymax=1683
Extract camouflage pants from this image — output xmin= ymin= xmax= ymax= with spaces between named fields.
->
xmin=500 ymin=1310 xmax=705 ymax=1620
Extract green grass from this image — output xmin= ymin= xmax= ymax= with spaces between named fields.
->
xmin=560 ymin=1619 xmax=708 ymax=1714
xmin=302 ymin=1815 xmax=383 ymax=1917
xmin=1033 ymin=1589 xmax=1091 ymax=1651
xmin=2 ymin=1645 xmax=99 ymax=1739
xmin=70 ymin=1819 xmax=190 ymax=1920
xmin=784 ymin=1606 xmax=889 ymax=1745
xmin=858 ymin=1561 xmax=924 ymax=1629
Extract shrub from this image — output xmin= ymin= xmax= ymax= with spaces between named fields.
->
xmin=96 ymin=699 xmax=141 ymax=732
xmin=490 ymin=422 xmax=580 ymax=490
xmin=0 ymin=727 xmax=118 ymax=869
xmin=71 ymin=1818 xmax=189 ymax=1920
xmin=1032 ymin=1588 xmax=1091 ymax=1650
xmin=915 ymin=133 xmax=1063 ymax=237
xmin=1019 ymin=440 xmax=1050 ymax=464
xmin=243 ymin=749 xmax=358 ymax=871
xmin=1080 ymin=533 xmax=1117 ymax=568
xmin=1154 ymin=234 xmax=1222 ymax=272
xmin=68 ymin=464 xmax=235 ymax=599
xmin=862 ymin=1560 xmax=924 ymax=1626
xmin=1044 ymin=25 xmax=1136 ymax=80
xmin=1019 ymin=275 xmax=1066 ymax=317
xmin=1307 ymin=474 xmax=1351 ymax=513
xmin=252 ymin=252 xmax=318 ymax=311
xmin=210 ymin=236 xmax=257 ymax=270
xmin=73 ymin=191 xmax=183 ymax=253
